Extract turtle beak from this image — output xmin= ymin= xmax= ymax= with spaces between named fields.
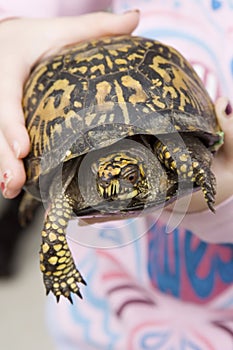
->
xmin=98 ymin=179 xmax=120 ymax=199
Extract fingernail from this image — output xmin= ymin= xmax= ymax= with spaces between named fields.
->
xmin=3 ymin=170 xmax=12 ymax=185
xmin=13 ymin=141 xmax=21 ymax=158
xmin=0 ymin=170 xmax=13 ymax=197
xmin=225 ymin=101 xmax=232 ymax=116
xmin=123 ymin=9 xmax=140 ymax=14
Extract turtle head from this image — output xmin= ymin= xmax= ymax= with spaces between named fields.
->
xmin=92 ymin=152 xmax=148 ymax=201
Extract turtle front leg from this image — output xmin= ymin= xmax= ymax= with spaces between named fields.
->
xmin=154 ymin=134 xmax=216 ymax=212
xmin=40 ymin=194 xmax=86 ymax=303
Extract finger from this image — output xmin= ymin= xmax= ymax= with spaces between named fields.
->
xmin=42 ymin=11 xmax=140 ymax=50
xmin=0 ymin=130 xmax=26 ymax=198
xmin=0 ymin=60 xmax=30 ymax=159
xmin=0 ymin=61 xmax=30 ymax=196
xmin=215 ymin=97 xmax=233 ymax=161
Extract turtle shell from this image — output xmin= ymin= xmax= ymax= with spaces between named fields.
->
xmin=23 ymin=35 xmax=221 ymax=196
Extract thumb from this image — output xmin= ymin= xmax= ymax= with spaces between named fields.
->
xmin=42 ymin=11 xmax=140 ymax=51
xmin=215 ymin=97 xmax=233 ymax=161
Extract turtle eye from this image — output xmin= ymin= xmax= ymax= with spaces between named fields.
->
xmin=122 ymin=166 xmax=139 ymax=185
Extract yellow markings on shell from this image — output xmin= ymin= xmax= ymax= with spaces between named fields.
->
xmin=163 ymin=86 xmax=178 ymax=100
xmin=193 ymin=161 xmax=199 ymax=168
xmin=152 ymin=95 xmax=166 ymax=109
xmin=52 ymin=62 xmax=62 ymax=70
xmin=49 ymin=232 xmax=57 ymax=242
xmin=48 ymin=256 xmax=58 ymax=265
xmin=90 ymin=64 xmax=105 ymax=76
xmin=95 ymin=81 xmax=112 ymax=105
xmin=74 ymin=101 xmax=82 ymax=108
xmin=113 ymin=79 xmax=130 ymax=124
xmin=115 ymin=58 xmax=128 ymax=65
xmin=105 ymin=55 xmax=113 ymax=70
xmin=71 ymin=66 xmax=88 ymax=74
xmin=121 ymin=75 xmax=147 ymax=104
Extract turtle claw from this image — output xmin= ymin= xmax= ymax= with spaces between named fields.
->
xmin=42 ymin=265 xmax=86 ymax=303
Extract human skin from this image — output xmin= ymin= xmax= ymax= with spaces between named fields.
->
xmin=0 ymin=10 xmax=140 ymax=198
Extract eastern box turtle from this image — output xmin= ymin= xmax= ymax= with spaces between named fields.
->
xmin=20 ymin=35 xmax=223 ymax=302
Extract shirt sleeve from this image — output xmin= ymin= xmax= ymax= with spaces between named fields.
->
xmin=161 ymin=195 xmax=233 ymax=244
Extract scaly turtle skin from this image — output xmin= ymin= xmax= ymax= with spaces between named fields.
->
xmin=20 ymin=35 xmax=222 ymax=302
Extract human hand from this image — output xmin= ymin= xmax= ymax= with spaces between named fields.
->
xmin=0 ymin=10 xmax=140 ymax=199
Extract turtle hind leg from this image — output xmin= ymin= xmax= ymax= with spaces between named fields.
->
xmin=40 ymin=194 xmax=86 ymax=303
xmin=154 ymin=134 xmax=216 ymax=212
